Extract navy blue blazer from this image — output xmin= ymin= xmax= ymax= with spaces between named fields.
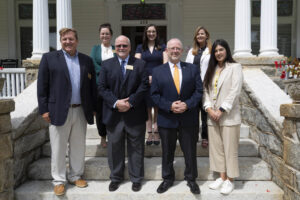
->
xmin=37 ymin=50 xmax=97 ymax=126
xmin=151 ymin=62 xmax=203 ymax=128
xmin=98 ymin=56 xmax=149 ymax=127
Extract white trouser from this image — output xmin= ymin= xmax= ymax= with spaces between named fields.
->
xmin=49 ymin=106 xmax=87 ymax=185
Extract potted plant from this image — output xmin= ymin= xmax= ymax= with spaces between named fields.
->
xmin=278 ymin=57 xmax=300 ymax=104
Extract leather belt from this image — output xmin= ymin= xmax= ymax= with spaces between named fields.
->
xmin=70 ymin=104 xmax=81 ymax=108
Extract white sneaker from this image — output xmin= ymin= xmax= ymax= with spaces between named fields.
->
xmin=220 ymin=180 xmax=234 ymax=194
xmin=208 ymin=178 xmax=224 ymax=190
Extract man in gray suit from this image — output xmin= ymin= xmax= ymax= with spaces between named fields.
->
xmin=98 ymin=35 xmax=148 ymax=192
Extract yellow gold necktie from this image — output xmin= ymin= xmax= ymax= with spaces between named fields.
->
xmin=173 ymin=64 xmax=180 ymax=94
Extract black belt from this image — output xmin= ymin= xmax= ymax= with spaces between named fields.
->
xmin=70 ymin=104 xmax=81 ymax=108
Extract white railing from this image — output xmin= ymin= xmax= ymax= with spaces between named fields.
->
xmin=0 ymin=68 xmax=26 ymax=99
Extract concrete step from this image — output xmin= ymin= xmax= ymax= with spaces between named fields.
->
xmin=86 ymin=123 xmax=250 ymax=139
xmin=15 ymin=180 xmax=283 ymax=200
xmin=42 ymin=138 xmax=258 ymax=157
xmin=28 ymin=157 xmax=270 ymax=181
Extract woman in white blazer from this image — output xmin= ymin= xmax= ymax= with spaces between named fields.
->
xmin=203 ymin=39 xmax=243 ymax=195
xmin=186 ymin=26 xmax=211 ymax=148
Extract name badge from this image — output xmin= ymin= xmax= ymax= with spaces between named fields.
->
xmin=126 ymin=65 xmax=134 ymax=70
xmin=88 ymin=73 xmax=92 ymax=80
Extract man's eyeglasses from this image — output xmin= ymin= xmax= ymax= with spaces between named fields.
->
xmin=116 ymin=44 xmax=129 ymax=48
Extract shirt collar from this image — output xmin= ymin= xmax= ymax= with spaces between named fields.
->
xmin=62 ymin=49 xmax=78 ymax=58
xmin=101 ymin=43 xmax=112 ymax=50
xmin=118 ymin=55 xmax=130 ymax=64
xmin=168 ymin=61 xmax=181 ymax=69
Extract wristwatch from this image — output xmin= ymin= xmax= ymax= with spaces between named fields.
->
xmin=219 ymin=107 xmax=225 ymax=112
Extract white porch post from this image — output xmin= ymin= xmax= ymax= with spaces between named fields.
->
xmin=259 ymin=0 xmax=279 ymax=56
xmin=31 ymin=0 xmax=49 ymax=59
xmin=234 ymin=0 xmax=253 ymax=57
xmin=56 ymin=0 xmax=73 ymax=50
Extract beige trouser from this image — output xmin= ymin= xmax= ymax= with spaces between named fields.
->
xmin=49 ymin=106 xmax=87 ymax=185
xmin=208 ymin=125 xmax=240 ymax=178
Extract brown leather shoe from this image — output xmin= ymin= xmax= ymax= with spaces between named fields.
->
xmin=70 ymin=179 xmax=88 ymax=188
xmin=54 ymin=184 xmax=65 ymax=196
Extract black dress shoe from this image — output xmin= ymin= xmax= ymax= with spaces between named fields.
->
xmin=187 ymin=181 xmax=200 ymax=194
xmin=132 ymin=182 xmax=141 ymax=192
xmin=157 ymin=181 xmax=173 ymax=193
xmin=109 ymin=181 xmax=120 ymax=192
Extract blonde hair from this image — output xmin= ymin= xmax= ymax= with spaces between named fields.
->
xmin=59 ymin=28 xmax=78 ymax=40
xmin=192 ymin=26 xmax=211 ymax=55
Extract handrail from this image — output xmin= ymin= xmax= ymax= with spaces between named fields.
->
xmin=0 ymin=68 xmax=26 ymax=98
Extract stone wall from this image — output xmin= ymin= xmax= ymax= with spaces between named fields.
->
xmin=0 ymin=100 xmax=15 ymax=200
xmin=241 ymin=67 xmax=299 ymax=200
xmin=10 ymin=81 xmax=49 ymax=187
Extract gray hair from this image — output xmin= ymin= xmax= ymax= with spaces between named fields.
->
xmin=167 ymin=38 xmax=183 ymax=49
xmin=115 ymin=35 xmax=131 ymax=45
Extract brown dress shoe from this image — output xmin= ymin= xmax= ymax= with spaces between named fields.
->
xmin=54 ymin=184 xmax=65 ymax=196
xmin=70 ymin=179 xmax=88 ymax=188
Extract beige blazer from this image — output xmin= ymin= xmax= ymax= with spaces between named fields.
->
xmin=203 ymin=62 xmax=243 ymax=126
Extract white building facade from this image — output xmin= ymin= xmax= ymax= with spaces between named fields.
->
xmin=0 ymin=0 xmax=299 ymax=63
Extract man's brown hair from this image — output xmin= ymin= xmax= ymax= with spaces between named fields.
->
xmin=59 ymin=28 xmax=78 ymax=40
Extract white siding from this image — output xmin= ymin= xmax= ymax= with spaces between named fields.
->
xmin=182 ymin=0 xmax=235 ymax=52
xmin=72 ymin=0 xmax=105 ymax=55
xmin=0 ymin=0 xmax=9 ymax=59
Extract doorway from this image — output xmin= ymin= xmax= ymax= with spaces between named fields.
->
xmin=122 ymin=26 xmax=167 ymax=56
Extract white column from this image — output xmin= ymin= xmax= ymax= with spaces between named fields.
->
xmin=31 ymin=0 xmax=49 ymax=59
xmin=259 ymin=0 xmax=279 ymax=56
xmin=56 ymin=0 xmax=73 ymax=50
xmin=234 ymin=0 xmax=253 ymax=57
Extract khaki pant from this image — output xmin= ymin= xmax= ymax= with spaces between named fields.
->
xmin=49 ymin=106 xmax=87 ymax=185
xmin=208 ymin=125 xmax=240 ymax=178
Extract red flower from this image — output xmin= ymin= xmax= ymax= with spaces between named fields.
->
xmin=266 ymin=189 xmax=270 ymax=192
xmin=279 ymin=61 xmax=282 ymax=68
xmin=274 ymin=61 xmax=278 ymax=69
xmin=280 ymin=71 xmax=286 ymax=79
xmin=0 ymin=67 xmax=3 ymax=70
xmin=283 ymin=60 xmax=286 ymax=64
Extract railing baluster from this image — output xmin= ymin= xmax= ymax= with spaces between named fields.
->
xmin=11 ymin=73 xmax=16 ymax=96
xmin=6 ymin=73 xmax=11 ymax=97
xmin=20 ymin=73 xmax=25 ymax=92
xmin=16 ymin=73 xmax=20 ymax=95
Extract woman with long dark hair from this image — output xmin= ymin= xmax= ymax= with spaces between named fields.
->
xmin=90 ymin=23 xmax=115 ymax=148
xmin=135 ymin=24 xmax=168 ymax=145
xmin=203 ymin=39 xmax=243 ymax=195
xmin=186 ymin=26 xmax=211 ymax=148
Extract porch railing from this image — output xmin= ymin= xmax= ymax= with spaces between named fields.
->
xmin=0 ymin=68 xmax=26 ymax=99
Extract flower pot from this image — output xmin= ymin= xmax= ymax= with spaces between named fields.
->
xmin=283 ymin=79 xmax=300 ymax=104
xmin=0 ymin=77 xmax=5 ymax=91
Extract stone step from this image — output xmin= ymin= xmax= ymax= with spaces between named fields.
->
xmin=28 ymin=157 xmax=270 ymax=181
xmin=15 ymin=180 xmax=283 ymax=200
xmin=42 ymin=138 xmax=259 ymax=157
xmin=86 ymin=123 xmax=250 ymax=139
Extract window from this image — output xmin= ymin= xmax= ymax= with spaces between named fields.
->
xmin=251 ymin=0 xmax=293 ymax=17
xmin=18 ymin=3 xmax=56 ymax=19
xmin=122 ymin=4 xmax=166 ymax=20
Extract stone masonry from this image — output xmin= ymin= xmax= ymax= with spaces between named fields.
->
xmin=0 ymin=99 xmax=15 ymax=200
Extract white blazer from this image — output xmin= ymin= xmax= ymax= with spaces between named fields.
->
xmin=203 ymin=62 xmax=243 ymax=126
xmin=185 ymin=47 xmax=210 ymax=81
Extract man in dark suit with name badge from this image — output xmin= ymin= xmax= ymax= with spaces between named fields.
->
xmin=151 ymin=38 xmax=203 ymax=194
xmin=98 ymin=35 xmax=148 ymax=192
xmin=37 ymin=28 xmax=97 ymax=196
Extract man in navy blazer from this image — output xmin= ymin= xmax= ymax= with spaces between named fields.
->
xmin=151 ymin=38 xmax=203 ymax=194
xmin=37 ymin=28 xmax=97 ymax=196
xmin=98 ymin=35 xmax=148 ymax=192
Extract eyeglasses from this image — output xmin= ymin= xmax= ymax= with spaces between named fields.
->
xmin=168 ymin=47 xmax=182 ymax=51
xmin=116 ymin=44 xmax=129 ymax=48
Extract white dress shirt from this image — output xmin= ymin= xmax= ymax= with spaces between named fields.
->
xmin=101 ymin=43 xmax=114 ymax=61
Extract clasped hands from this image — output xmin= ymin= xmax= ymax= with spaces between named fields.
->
xmin=207 ymin=108 xmax=223 ymax=122
xmin=171 ymin=100 xmax=187 ymax=113
xmin=116 ymin=97 xmax=131 ymax=112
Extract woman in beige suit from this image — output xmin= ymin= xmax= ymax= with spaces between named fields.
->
xmin=203 ymin=39 xmax=243 ymax=195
